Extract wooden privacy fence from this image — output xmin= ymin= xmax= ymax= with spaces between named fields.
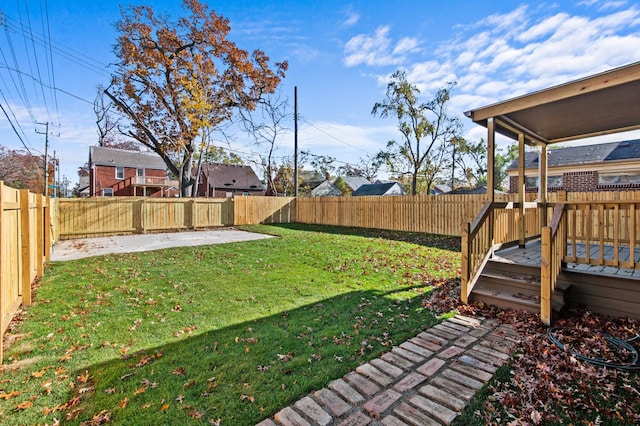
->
xmin=296 ymin=194 xmax=487 ymax=235
xmin=0 ymin=182 xmax=51 ymax=362
xmin=56 ymin=196 xmax=296 ymax=240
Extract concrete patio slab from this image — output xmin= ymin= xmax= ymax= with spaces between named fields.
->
xmin=51 ymin=229 xmax=274 ymax=261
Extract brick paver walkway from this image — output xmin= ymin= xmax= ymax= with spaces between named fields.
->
xmin=256 ymin=315 xmax=519 ymax=426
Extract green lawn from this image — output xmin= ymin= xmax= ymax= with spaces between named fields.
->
xmin=0 ymin=224 xmax=460 ymax=425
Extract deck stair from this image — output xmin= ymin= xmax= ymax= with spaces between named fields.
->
xmin=469 ymin=258 xmax=570 ymax=314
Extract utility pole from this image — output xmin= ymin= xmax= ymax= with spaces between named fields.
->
xmin=294 ymin=86 xmax=298 ymax=197
xmin=36 ymin=122 xmax=49 ymax=197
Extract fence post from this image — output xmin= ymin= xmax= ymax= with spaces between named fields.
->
xmin=19 ymin=189 xmax=32 ymax=306
xmin=44 ymin=197 xmax=51 ymax=262
xmin=461 ymin=221 xmax=470 ymax=304
xmin=36 ymin=195 xmax=44 ymax=276
xmin=540 ymin=226 xmax=552 ymax=326
xmin=135 ymin=199 xmax=145 ymax=233
xmin=188 ymin=199 xmax=196 ymax=229
xmin=0 ymin=182 xmax=4 ymax=362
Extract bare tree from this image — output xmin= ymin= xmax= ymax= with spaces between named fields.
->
xmin=94 ymin=85 xmax=140 ymax=151
xmin=240 ymin=92 xmax=290 ymax=195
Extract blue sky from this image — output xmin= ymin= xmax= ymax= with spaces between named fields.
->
xmin=1 ymin=0 xmax=640 ymax=186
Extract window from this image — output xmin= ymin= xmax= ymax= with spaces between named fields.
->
xmin=548 ymin=175 xmax=563 ymax=187
xmin=103 ymin=188 xmax=113 ymax=197
xmin=137 ymin=168 xmax=144 ymax=177
xmin=598 ymin=172 xmax=640 ymax=185
xmin=116 ymin=166 xmax=124 ymax=179
xmin=525 ymin=176 xmax=538 ymax=188
xmin=524 ymin=175 xmax=563 ymax=188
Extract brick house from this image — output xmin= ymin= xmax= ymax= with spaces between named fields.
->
xmin=89 ymin=146 xmax=177 ymax=197
xmin=195 ymin=163 xmax=265 ymax=197
xmin=507 ymin=139 xmax=640 ymax=193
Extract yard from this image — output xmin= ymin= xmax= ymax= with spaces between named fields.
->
xmin=0 ymin=224 xmax=460 ymax=425
xmin=1 ymin=223 xmax=638 ymax=425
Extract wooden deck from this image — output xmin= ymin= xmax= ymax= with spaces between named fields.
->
xmin=494 ymin=240 xmax=640 ymax=279
xmin=487 ymin=240 xmax=640 ymax=319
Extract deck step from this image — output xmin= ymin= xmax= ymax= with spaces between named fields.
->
xmin=470 ymin=287 xmax=565 ymax=314
xmin=470 ymin=258 xmax=570 ymax=314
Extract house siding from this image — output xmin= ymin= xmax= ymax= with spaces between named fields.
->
xmin=91 ymin=165 xmax=168 ymax=197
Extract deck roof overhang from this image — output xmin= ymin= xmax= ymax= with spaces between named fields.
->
xmin=464 ymin=61 xmax=640 ymax=145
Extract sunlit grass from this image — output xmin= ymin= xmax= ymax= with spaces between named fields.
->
xmin=0 ymin=224 xmax=460 ymax=425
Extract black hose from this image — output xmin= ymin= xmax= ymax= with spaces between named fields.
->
xmin=548 ymin=327 xmax=640 ymax=371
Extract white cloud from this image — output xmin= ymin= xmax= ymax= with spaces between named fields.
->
xmin=342 ymin=11 xmax=360 ymax=27
xmin=343 ymin=26 xmax=420 ymax=67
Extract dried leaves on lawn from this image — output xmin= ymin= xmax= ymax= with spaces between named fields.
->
xmin=424 ymin=279 xmax=640 ymax=424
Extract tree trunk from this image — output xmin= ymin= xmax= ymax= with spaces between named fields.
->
xmin=180 ymin=152 xmax=194 ymax=197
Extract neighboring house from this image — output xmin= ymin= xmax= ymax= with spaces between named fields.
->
xmin=310 ymin=180 xmax=343 ymax=197
xmin=89 ymin=146 xmax=177 ymax=197
xmin=431 ymin=184 xmax=452 ymax=195
xmin=333 ymin=176 xmax=370 ymax=195
xmin=507 ymin=139 xmax=640 ymax=193
xmin=309 ymin=176 xmax=370 ymax=197
xmin=195 ymin=163 xmax=265 ymax=197
xmin=352 ymin=182 xmax=405 ymax=196
xmin=77 ymin=174 xmax=90 ymax=197
xmin=446 ymin=185 xmax=505 ymax=195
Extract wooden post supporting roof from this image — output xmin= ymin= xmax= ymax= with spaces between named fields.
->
xmin=539 ymin=143 xmax=548 ymax=228
xmin=486 ymin=118 xmax=495 ymax=202
xmin=518 ymin=133 xmax=525 ymax=247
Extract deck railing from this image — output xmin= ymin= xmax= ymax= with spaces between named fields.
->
xmin=461 ymin=202 xmax=494 ymax=303
xmin=564 ymin=201 xmax=640 ymax=269
xmin=540 ymin=203 xmax=566 ymax=325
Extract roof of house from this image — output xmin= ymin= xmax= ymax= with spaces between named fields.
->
xmin=446 ymin=185 xmax=506 ymax=195
xmin=90 ymin=146 xmax=166 ymax=169
xmin=201 ymin=163 xmax=265 ymax=191
xmin=352 ymin=182 xmax=404 ymax=196
xmin=432 ymin=184 xmax=452 ymax=194
xmin=334 ymin=176 xmax=370 ymax=191
xmin=310 ymin=180 xmax=343 ymax=197
xmin=507 ymin=139 xmax=640 ymax=170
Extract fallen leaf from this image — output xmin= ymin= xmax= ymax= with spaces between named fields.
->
xmin=31 ymin=369 xmax=46 ymax=378
xmin=0 ymin=390 xmax=20 ymax=400
xmin=119 ymin=397 xmax=128 ymax=409
xmin=14 ymin=401 xmax=33 ymax=411
xmin=240 ymin=394 xmax=255 ymax=403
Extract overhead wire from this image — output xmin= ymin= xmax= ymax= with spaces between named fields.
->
xmin=2 ymin=13 xmax=112 ymax=78
xmin=1 ymin=15 xmax=36 ymax=122
xmin=42 ymin=0 xmax=59 ymax=123
xmin=22 ymin=0 xmax=50 ymax=118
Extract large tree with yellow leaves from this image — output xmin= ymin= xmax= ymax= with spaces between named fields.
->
xmin=105 ymin=0 xmax=287 ymax=196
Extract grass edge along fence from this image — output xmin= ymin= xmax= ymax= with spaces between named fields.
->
xmin=0 ymin=181 xmax=52 ymax=363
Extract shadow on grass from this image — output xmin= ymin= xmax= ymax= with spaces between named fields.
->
xmin=62 ymin=285 xmax=436 ymax=426
xmin=267 ymin=223 xmax=461 ymax=252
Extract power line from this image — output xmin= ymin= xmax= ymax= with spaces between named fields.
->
xmin=0 ymin=95 xmax=32 ymax=154
xmin=2 ymin=12 xmax=112 ymax=78
xmin=42 ymin=0 xmax=60 ymax=123
xmin=299 ymin=115 xmax=374 ymax=155
xmin=22 ymin=0 xmax=50 ymax=118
